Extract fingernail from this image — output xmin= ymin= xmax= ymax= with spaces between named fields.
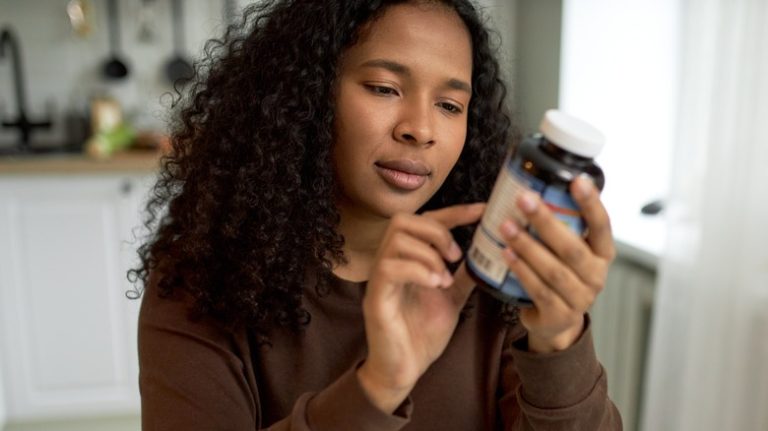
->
xmin=449 ymin=241 xmax=462 ymax=261
xmin=575 ymin=174 xmax=593 ymax=199
xmin=429 ymin=272 xmax=442 ymax=287
xmin=503 ymin=248 xmax=518 ymax=262
xmin=501 ymin=220 xmax=518 ymax=239
xmin=441 ymin=270 xmax=454 ymax=287
xmin=519 ymin=192 xmax=538 ymax=213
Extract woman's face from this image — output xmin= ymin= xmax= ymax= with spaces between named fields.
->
xmin=332 ymin=3 xmax=473 ymax=218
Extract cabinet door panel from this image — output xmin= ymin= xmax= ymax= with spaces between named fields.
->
xmin=0 ymin=176 xmax=149 ymax=421
xmin=20 ymin=202 xmax=123 ymax=390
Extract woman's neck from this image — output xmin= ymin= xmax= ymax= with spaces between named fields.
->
xmin=333 ymin=202 xmax=390 ymax=282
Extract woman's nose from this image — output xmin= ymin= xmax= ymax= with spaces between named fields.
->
xmin=393 ymin=100 xmax=435 ymax=147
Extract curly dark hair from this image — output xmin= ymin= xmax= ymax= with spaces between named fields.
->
xmin=128 ymin=0 xmax=518 ymax=332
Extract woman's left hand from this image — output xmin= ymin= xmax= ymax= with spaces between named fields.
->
xmin=499 ymin=175 xmax=616 ymax=353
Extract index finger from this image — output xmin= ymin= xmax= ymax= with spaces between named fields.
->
xmin=571 ymin=176 xmax=615 ymax=261
xmin=422 ymin=202 xmax=486 ymax=229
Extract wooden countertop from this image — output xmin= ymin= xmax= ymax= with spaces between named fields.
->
xmin=0 ymin=150 xmax=163 ymax=175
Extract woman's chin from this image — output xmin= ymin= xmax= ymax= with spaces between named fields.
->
xmin=372 ymin=197 xmax=431 ymax=218
xmin=336 ymin=185 xmax=436 ymax=219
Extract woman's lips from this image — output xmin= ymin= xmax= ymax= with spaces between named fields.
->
xmin=374 ymin=160 xmax=430 ymax=191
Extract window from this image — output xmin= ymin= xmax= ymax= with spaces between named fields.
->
xmin=559 ymin=0 xmax=680 ymax=255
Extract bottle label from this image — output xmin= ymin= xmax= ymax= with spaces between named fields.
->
xmin=468 ymin=155 xmax=584 ymax=303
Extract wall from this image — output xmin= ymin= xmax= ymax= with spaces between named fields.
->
xmin=464 ymin=0 xmax=564 ymax=136
xmin=478 ymin=0 xmax=564 ymax=135
xmin=0 ymin=360 xmax=5 ymax=430
xmin=513 ymin=0 xmax=563 ymax=134
xmin=475 ymin=0 xmax=518 ymax=93
xmin=0 ymin=0 xmax=248 ymax=149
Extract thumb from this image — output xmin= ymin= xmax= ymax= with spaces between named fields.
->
xmin=423 ymin=202 xmax=486 ymax=230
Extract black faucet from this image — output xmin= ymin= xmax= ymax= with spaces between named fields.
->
xmin=1 ymin=27 xmax=51 ymax=151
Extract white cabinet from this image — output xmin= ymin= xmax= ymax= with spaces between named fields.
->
xmin=0 ymin=173 xmax=154 ymax=422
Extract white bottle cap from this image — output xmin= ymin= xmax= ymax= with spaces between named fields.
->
xmin=539 ymin=110 xmax=605 ymax=158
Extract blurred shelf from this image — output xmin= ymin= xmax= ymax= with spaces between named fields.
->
xmin=0 ymin=150 xmax=163 ymax=175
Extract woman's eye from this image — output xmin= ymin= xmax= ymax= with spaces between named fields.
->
xmin=366 ymin=85 xmax=398 ymax=96
xmin=439 ymin=102 xmax=463 ymax=114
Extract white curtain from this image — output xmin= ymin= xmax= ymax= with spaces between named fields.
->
xmin=641 ymin=0 xmax=768 ymax=430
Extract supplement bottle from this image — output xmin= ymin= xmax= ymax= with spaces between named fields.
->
xmin=466 ymin=110 xmax=605 ymax=306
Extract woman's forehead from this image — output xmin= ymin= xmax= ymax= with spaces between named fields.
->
xmin=342 ymin=3 xmax=472 ymax=81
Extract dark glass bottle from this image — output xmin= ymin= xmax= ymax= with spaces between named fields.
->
xmin=466 ymin=110 xmax=605 ymax=306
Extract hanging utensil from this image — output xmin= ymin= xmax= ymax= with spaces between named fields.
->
xmin=102 ymin=0 xmax=129 ymax=79
xmin=137 ymin=0 xmax=158 ymax=43
xmin=165 ymin=0 xmax=194 ymax=85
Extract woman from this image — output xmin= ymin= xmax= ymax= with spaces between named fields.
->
xmin=132 ymin=0 xmax=622 ymax=429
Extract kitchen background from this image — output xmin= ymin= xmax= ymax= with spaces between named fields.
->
xmin=0 ymin=0 xmax=251 ymax=154
xmin=2 ymin=0 xmax=767 ymax=431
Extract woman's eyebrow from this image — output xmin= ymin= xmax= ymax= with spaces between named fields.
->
xmin=360 ymin=58 xmax=410 ymax=75
xmin=445 ymin=78 xmax=472 ymax=94
xmin=359 ymin=58 xmax=472 ymax=94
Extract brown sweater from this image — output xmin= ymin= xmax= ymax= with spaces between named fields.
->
xmin=138 ymin=271 xmax=622 ymax=430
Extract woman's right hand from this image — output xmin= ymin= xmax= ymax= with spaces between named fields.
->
xmin=357 ymin=203 xmax=485 ymax=413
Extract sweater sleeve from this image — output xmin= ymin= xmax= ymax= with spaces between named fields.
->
xmin=138 ymin=284 xmax=411 ymax=431
xmin=498 ymin=314 xmax=623 ymax=430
